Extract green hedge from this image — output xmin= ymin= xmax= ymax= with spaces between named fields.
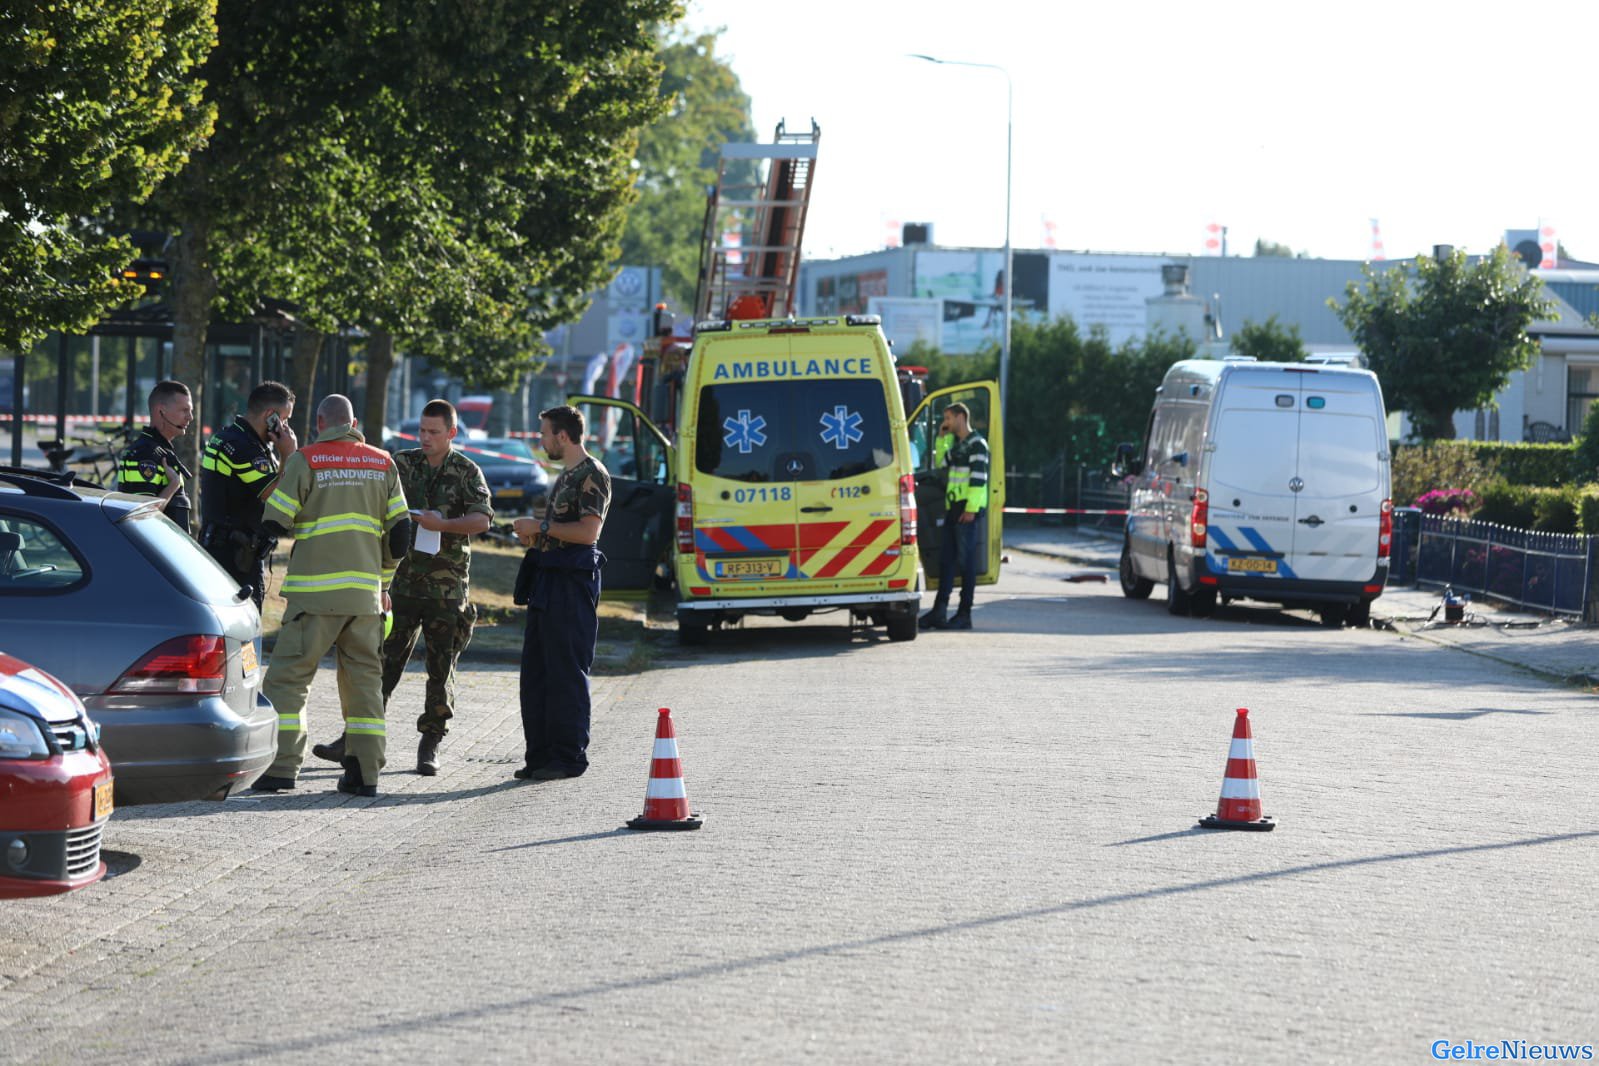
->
xmin=1580 ymin=486 xmax=1599 ymax=536
xmin=1472 ymin=481 xmax=1582 ymax=532
xmin=1421 ymin=441 xmax=1577 ymax=487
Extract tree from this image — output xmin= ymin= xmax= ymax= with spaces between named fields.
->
xmin=914 ymin=318 xmax=1191 ymax=473
xmin=130 ymin=0 xmax=679 ymax=462
xmin=1230 ymin=314 xmax=1307 ymax=361
xmin=1332 ymin=246 xmax=1556 ymax=440
xmin=617 ymin=27 xmax=755 ymax=310
xmin=348 ymin=0 xmax=679 ymax=437
xmin=1254 ymin=238 xmax=1298 ymax=258
xmin=0 ymin=1 xmax=215 ymax=351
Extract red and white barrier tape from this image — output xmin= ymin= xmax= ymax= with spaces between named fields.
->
xmin=1002 ymin=507 xmax=1128 ymax=516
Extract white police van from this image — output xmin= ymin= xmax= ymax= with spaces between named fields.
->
xmin=1114 ymin=358 xmax=1392 ymax=626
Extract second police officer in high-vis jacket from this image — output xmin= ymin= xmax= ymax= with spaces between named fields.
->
xmin=198 ymin=382 xmax=298 ymax=612
xmin=919 ymin=401 xmax=989 ymax=632
xmin=250 ymin=395 xmax=410 ymax=798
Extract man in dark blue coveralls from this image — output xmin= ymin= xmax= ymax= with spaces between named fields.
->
xmin=510 ymin=405 xmax=610 ymax=782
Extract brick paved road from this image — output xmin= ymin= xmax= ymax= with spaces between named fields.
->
xmin=3 ymin=552 xmax=1596 ymax=1064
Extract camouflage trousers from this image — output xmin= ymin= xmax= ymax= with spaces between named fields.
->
xmin=380 ymin=594 xmax=477 ymax=736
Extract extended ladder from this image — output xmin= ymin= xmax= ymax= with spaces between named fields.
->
xmin=694 ymin=119 xmax=819 ymax=323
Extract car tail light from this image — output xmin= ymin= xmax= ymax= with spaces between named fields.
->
xmin=676 ymin=482 xmax=695 ymax=554
xmin=1377 ymin=498 xmax=1393 ymax=559
xmin=109 ymin=636 xmax=227 ymax=695
xmin=1190 ymin=488 xmax=1208 ymax=550
xmin=899 ymin=474 xmax=918 ymax=545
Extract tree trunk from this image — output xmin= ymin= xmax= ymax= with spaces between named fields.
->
xmin=1419 ymin=408 xmax=1457 ymax=441
xmin=288 ymin=329 xmax=324 ymax=441
xmin=169 ymin=213 xmax=218 ymax=501
xmin=363 ymin=330 xmax=396 ymax=443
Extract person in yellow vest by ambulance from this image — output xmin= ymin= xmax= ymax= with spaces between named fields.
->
xmin=919 ymin=401 xmax=989 ymax=631
xmin=249 ymin=395 xmax=410 ymax=798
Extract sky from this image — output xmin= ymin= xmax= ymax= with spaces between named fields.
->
xmin=681 ymin=0 xmax=1599 ymax=265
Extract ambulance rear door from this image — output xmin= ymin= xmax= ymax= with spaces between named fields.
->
xmin=908 ymin=381 xmax=1004 ymax=586
xmin=569 ymin=396 xmax=675 ymax=593
xmin=786 ymin=334 xmax=912 ymax=586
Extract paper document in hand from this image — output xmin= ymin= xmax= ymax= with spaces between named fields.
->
xmin=414 ymin=525 xmax=441 ymax=555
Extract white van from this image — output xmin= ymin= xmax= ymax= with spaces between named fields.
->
xmin=1114 ymin=358 xmax=1392 ymax=626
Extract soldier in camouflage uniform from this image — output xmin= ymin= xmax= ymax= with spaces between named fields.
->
xmin=510 ymin=404 xmax=609 ymax=782
xmin=311 ymin=400 xmax=492 ymax=776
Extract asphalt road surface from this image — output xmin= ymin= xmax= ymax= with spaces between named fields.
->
xmin=3 ymin=550 xmax=1595 ymax=1064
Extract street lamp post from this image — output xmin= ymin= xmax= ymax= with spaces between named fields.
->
xmin=908 ymin=54 xmax=1012 ymax=419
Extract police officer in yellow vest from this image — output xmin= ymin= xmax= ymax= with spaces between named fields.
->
xmin=250 ymin=395 xmax=410 ymax=797
xmin=919 ymin=401 xmax=989 ymax=631
xmin=117 ymin=379 xmax=195 ymax=534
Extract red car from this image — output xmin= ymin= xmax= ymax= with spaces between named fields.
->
xmin=0 ymin=653 xmax=113 ymax=898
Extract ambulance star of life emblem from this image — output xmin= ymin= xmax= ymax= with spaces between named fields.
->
xmin=722 ymin=409 xmax=767 ymax=455
xmin=819 ymin=405 xmax=863 ymax=450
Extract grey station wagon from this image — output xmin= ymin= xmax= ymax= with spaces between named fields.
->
xmin=0 ymin=469 xmax=275 ymax=804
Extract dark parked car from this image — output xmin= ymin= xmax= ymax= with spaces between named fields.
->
xmin=0 ymin=653 xmax=114 ymax=897
xmin=0 ymin=469 xmax=275 ymax=805
xmin=459 ymin=438 xmax=550 ymax=515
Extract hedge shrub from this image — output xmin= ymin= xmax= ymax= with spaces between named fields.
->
xmin=1426 ymin=441 xmax=1576 ymax=486
xmin=1390 ymin=444 xmax=1498 ymax=506
xmin=1573 ymin=404 xmax=1599 ymax=483
xmin=1579 ymin=486 xmax=1599 ymax=535
xmin=1470 ymin=481 xmax=1582 ymax=532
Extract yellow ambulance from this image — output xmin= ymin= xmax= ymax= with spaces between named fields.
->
xmin=572 ymin=314 xmax=1003 ymax=643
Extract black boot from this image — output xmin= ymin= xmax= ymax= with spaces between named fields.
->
xmin=311 ymin=733 xmax=346 ymax=764
xmin=251 ymin=773 xmax=296 ymax=792
xmin=417 ymin=734 xmax=441 ymax=776
xmin=918 ymin=606 xmax=947 ymax=630
xmin=945 ymin=611 xmax=973 ymax=630
xmin=337 ymin=756 xmax=377 ymax=797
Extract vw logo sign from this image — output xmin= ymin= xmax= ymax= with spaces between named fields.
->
xmin=612 ymin=268 xmax=644 ymax=298
xmin=1289 ymin=477 xmax=1304 ymax=493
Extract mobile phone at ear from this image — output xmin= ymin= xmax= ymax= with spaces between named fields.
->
xmin=266 ymin=411 xmax=282 ymax=436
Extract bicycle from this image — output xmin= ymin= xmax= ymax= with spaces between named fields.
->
xmin=38 ymin=423 xmax=138 ymax=488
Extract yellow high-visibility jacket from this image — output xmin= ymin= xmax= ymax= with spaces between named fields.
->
xmin=260 ymin=423 xmax=407 ymax=615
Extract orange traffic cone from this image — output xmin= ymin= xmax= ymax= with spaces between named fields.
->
xmin=1197 ymin=707 xmax=1275 ymax=831
xmin=625 ymin=707 xmax=703 ymax=831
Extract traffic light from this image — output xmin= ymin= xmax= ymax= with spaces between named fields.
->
xmin=120 ymin=258 xmax=168 ymax=291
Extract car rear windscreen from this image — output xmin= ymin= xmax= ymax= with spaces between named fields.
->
xmin=696 ymin=380 xmax=894 ymax=483
xmin=120 ymin=509 xmax=247 ymax=606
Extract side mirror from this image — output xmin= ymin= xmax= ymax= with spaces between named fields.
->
xmin=1111 ymin=441 xmax=1143 ymax=479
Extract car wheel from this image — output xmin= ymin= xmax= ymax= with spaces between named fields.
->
xmin=885 ymin=610 xmax=918 ymax=642
xmin=678 ymin=614 xmax=710 ymax=646
xmin=1346 ymin=600 xmax=1372 ymax=628
xmin=1318 ymin=604 xmax=1349 ymax=628
xmin=1190 ymin=587 xmax=1217 ymax=617
xmin=1120 ymin=539 xmax=1154 ymax=600
xmin=1165 ymin=550 xmax=1191 ymax=616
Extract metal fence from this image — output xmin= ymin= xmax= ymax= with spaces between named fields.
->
xmin=1413 ymin=513 xmax=1592 ymax=616
xmin=1002 ymin=461 xmax=1128 ymax=531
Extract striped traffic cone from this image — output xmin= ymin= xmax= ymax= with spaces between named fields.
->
xmin=1197 ymin=707 xmax=1275 ymax=831
xmin=625 ymin=707 xmax=703 ymax=831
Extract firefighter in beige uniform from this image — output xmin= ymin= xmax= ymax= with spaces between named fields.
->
xmin=250 ymin=395 xmax=410 ymax=797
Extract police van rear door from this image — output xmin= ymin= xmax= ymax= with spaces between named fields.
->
xmin=569 ymin=397 xmax=674 ymax=594
xmin=908 ymin=381 xmax=1004 ymax=586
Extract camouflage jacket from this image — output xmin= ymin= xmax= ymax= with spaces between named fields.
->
xmin=538 ymin=455 xmax=610 ymax=549
xmin=390 ymin=448 xmax=493 ymax=601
